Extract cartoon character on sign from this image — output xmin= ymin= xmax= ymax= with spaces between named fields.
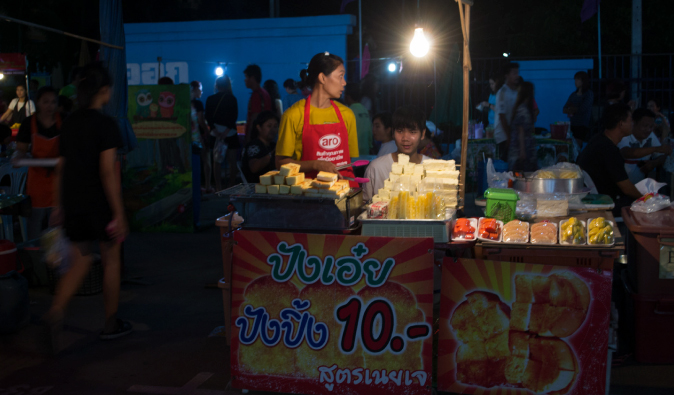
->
xmin=135 ymin=89 xmax=153 ymax=118
xmin=159 ymin=91 xmax=176 ymax=118
xmin=319 ymin=134 xmax=341 ymax=150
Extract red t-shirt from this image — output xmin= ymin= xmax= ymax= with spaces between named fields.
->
xmin=247 ymin=87 xmax=272 ymax=132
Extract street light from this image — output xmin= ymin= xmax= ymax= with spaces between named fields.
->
xmin=215 ymin=66 xmax=224 ymax=76
xmin=503 ymin=52 xmax=510 ymax=58
xmin=0 ymin=73 xmax=4 ymax=80
xmin=388 ymin=62 xmax=397 ymax=72
xmin=409 ymin=27 xmax=430 ymax=58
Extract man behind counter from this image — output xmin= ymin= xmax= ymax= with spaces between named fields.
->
xmin=577 ymin=103 xmax=643 ymax=216
xmin=363 ymin=105 xmax=430 ymax=201
xmin=617 ymin=108 xmax=672 ymax=184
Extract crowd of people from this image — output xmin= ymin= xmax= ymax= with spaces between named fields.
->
xmin=479 ymin=61 xmax=672 ymax=216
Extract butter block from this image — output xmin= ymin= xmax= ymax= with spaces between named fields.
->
xmin=384 ymin=180 xmax=393 ymax=190
xmin=317 ymin=171 xmax=338 ymax=182
xmin=403 ymin=163 xmax=415 ymax=174
xmin=286 ymin=172 xmax=305 ymax=186
xmin=391 ymin=163 xmax=403 ymax=175
xmin=290 ymin=184 xmax=304 ymax=195
xmin=279 ymin=185 xmax=290 ymax=195
xmin=259 ymin=171 xmax=278 ymax=186
xmin=255 ymin=184 xmax=267 ymax=194
xmin=379 ymin=188 xmax=391 ymax=200
xmin=274 ymin=175 xmax=286 ymax=185
xmin=397 ymin=153 xmax=410 ymax=166
xmin=311 ymin=179 xmax=336 ymax=189
xmin=267 ymin=185 xmax=280 ymax=195
xmin=279 ymin=163 xmax=301 ymax=177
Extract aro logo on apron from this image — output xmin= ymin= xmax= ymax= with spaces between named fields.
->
xmin=319 ymin=134 xmax=341 ymax=150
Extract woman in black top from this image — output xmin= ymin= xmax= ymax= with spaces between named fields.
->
xmin=190 ymin=81 xmax=213 ymax=193
xmin=242 ymin=111 xmax=279 ymax=184
xmin=47 ymin=62 xmax=131 ymax=342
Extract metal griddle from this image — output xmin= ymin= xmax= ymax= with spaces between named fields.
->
xmin=219 ymin=184 xmax=364 ymax=233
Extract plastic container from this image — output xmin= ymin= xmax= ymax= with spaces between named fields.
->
xmin=501 ymin=220 xmax=529 ymax=244
xmin=622 ymin=206 xmax=674 ymax=295
xmin=586 ymin=218 xmax=615 ymax=246
xmin=0 ymin=240 xmax=18 ymax=276
xmin=559 ymin=219 xmax=587 ymax=245
xmin=484 ymin=188 xmax=519 ymax=223
xmin=530 ymin=221 xmax=558 ymax=245
xmin=451 ymin=218 xmax=478 ymax=241
xmin=477 ymin=217 xmax=503 ymax=242
xmin=0 ymin=270 xmax=30 ymax=333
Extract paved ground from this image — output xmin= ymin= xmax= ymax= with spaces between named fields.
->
xmin=0 ymin=196 xmax=672 ymax=395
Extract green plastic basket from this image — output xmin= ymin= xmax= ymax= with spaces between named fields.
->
xmin=484 ymin=188 xmax=519 ymax=223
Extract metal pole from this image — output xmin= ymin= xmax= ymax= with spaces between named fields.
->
xmin=631 ymin=0 xmax=642 ymax=103
xmin=459 ymin=3 xmax=471 ymax=209
xmin=0 ymin=14 xmax=123 ymax=50
xmin=359 ymin=0 xmax=363 ymax=80
xmin=598 ymin=3 xmax=602 ymax=79
xmin=434 ymin=57 xmax=438 ymax=153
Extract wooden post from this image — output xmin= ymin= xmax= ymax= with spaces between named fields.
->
xmin=459 ymin=3 xmax=471 ymax=208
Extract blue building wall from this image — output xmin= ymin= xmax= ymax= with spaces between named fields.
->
xmin=125 ymin=15 xmax=356 ymax=122
xmin=518 ymin=59 xmax=594 ymax=130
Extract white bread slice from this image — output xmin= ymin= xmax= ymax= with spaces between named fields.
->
xmin=279 ymin=163 xmax=300 ymax=177
xmin=379 ymin=188 xmax=391 ymax=200
xmin=254 ymin=184 xmax=267 ymax=194
xmin=279 ymin=185 xmax=290 ymax=195
xmin=403 ymin=163 xmax=415 ymax=174
xmin=311 ymin=179 xmax=336 ymax=189
xmin=285 ymin=172 xmax=305 ymax=186
xmin=397 ymin=153 xmax=410 ymax=165
xmin=391 ymin=163 xmax=403 ymax=175
xmin=267 ymin=185 xmax=279 ymax=195
xmin=384 ymin=179 xmax=393 ymax=189
xmin=259 ymin=171 xmax=278 ymax=186
xmin=304 ymin=187 xmax=320 ymax=195
xmin=273 ymin=175 xmax=286 ymax=185
xmin=413 ymin=164 xmax=425 ymax=175
xmin=316 ymin=171 xmax=338 ymax=182
xmin=290 ymin=184 xmax=304 ymax=195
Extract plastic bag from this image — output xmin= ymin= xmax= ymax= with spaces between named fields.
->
xmin=41 ymin=228 xmax=71 ymax=275
xmin=213 ymin=138 xmax=228 ymax=163
xmin=486 ymin=158 xmax=515 ymax=188
xmin=531 ymin=162 xmax=582 ymax=179
xmin=631 ymin=193 xmax=671 ymax=213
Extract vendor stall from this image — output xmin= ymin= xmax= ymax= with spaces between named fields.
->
xmin=214 ymin=153 xmax=619 ymax=395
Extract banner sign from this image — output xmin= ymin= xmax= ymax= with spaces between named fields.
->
xmin=231 ymin=231 xmax=434 ymax=395
xmin=438 ymin=259 xmax=612 ymax=395
xmin=0 ymin=53 xmax=26 ymax=74
xmin=124 ymin=84 xmax=193 ymax=232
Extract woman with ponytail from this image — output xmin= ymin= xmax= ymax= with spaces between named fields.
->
xmin=275 ymin=52 xmax=359 ymax=186
xmin=47 ymin=62 xmax=131 ymax=347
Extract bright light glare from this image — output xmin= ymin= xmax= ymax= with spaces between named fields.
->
xmin=502 ymin=53 xmax=509 ymax=58
xmin=409 ymin=28 xmax=430 ymax=58
xmin=388 ymin=63 xmax=396 ymax=72
xmin=0 ymin=73 xmax=4 ymax=80
xmin=215 ymin=67 xmax=224 ymax=76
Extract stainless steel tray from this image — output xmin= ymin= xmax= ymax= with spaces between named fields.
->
xmin=219 ymin=184 xmax=364 ymax=232
xmin=514 ymin=177 xmax=584 ymax=194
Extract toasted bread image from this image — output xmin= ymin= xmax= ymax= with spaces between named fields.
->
xmin=295 ymin=282 xmax=362 ymax=378
xmin=513 ymin=273 xmax=590 ymax=338
xmin=238 ymin=275 xmax=299 ymax=376
xmin=358 ymin=282 xmax=426 ymax=372
xmin=529 ymin=337 xmax=578 ymax=394
xmin=450 ymin=291 xmax=511 ymax=388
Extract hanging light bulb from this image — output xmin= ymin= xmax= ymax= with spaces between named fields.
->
xmin=410 ymin=27 xmax=430 ymax=58
xmin=0 ymin=73 xmax=4 ymax=80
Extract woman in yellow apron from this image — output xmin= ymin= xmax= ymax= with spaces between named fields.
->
xmin=15 ymin=86 xmax=61 ymax=240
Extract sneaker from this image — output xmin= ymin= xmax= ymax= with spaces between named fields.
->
xmin=99 ymin=319 xmax=133 ymax=340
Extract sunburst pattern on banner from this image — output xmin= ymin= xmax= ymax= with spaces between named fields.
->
xmin=231 ymin=230 xmax=435 ymax=395
xmin=438 ymin=258 xmax=613 ymax=395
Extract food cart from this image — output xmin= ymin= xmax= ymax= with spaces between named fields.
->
xmin=214 ymin=154 xmax=619 ymax=395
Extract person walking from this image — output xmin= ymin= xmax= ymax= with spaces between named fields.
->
xmin=494 ymin=62 xmax=520 ymax=162
xmin=190 ymin=81 xmax=213 ymax=194
xmin=47 ymin=62 xmax=130 ymax=349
